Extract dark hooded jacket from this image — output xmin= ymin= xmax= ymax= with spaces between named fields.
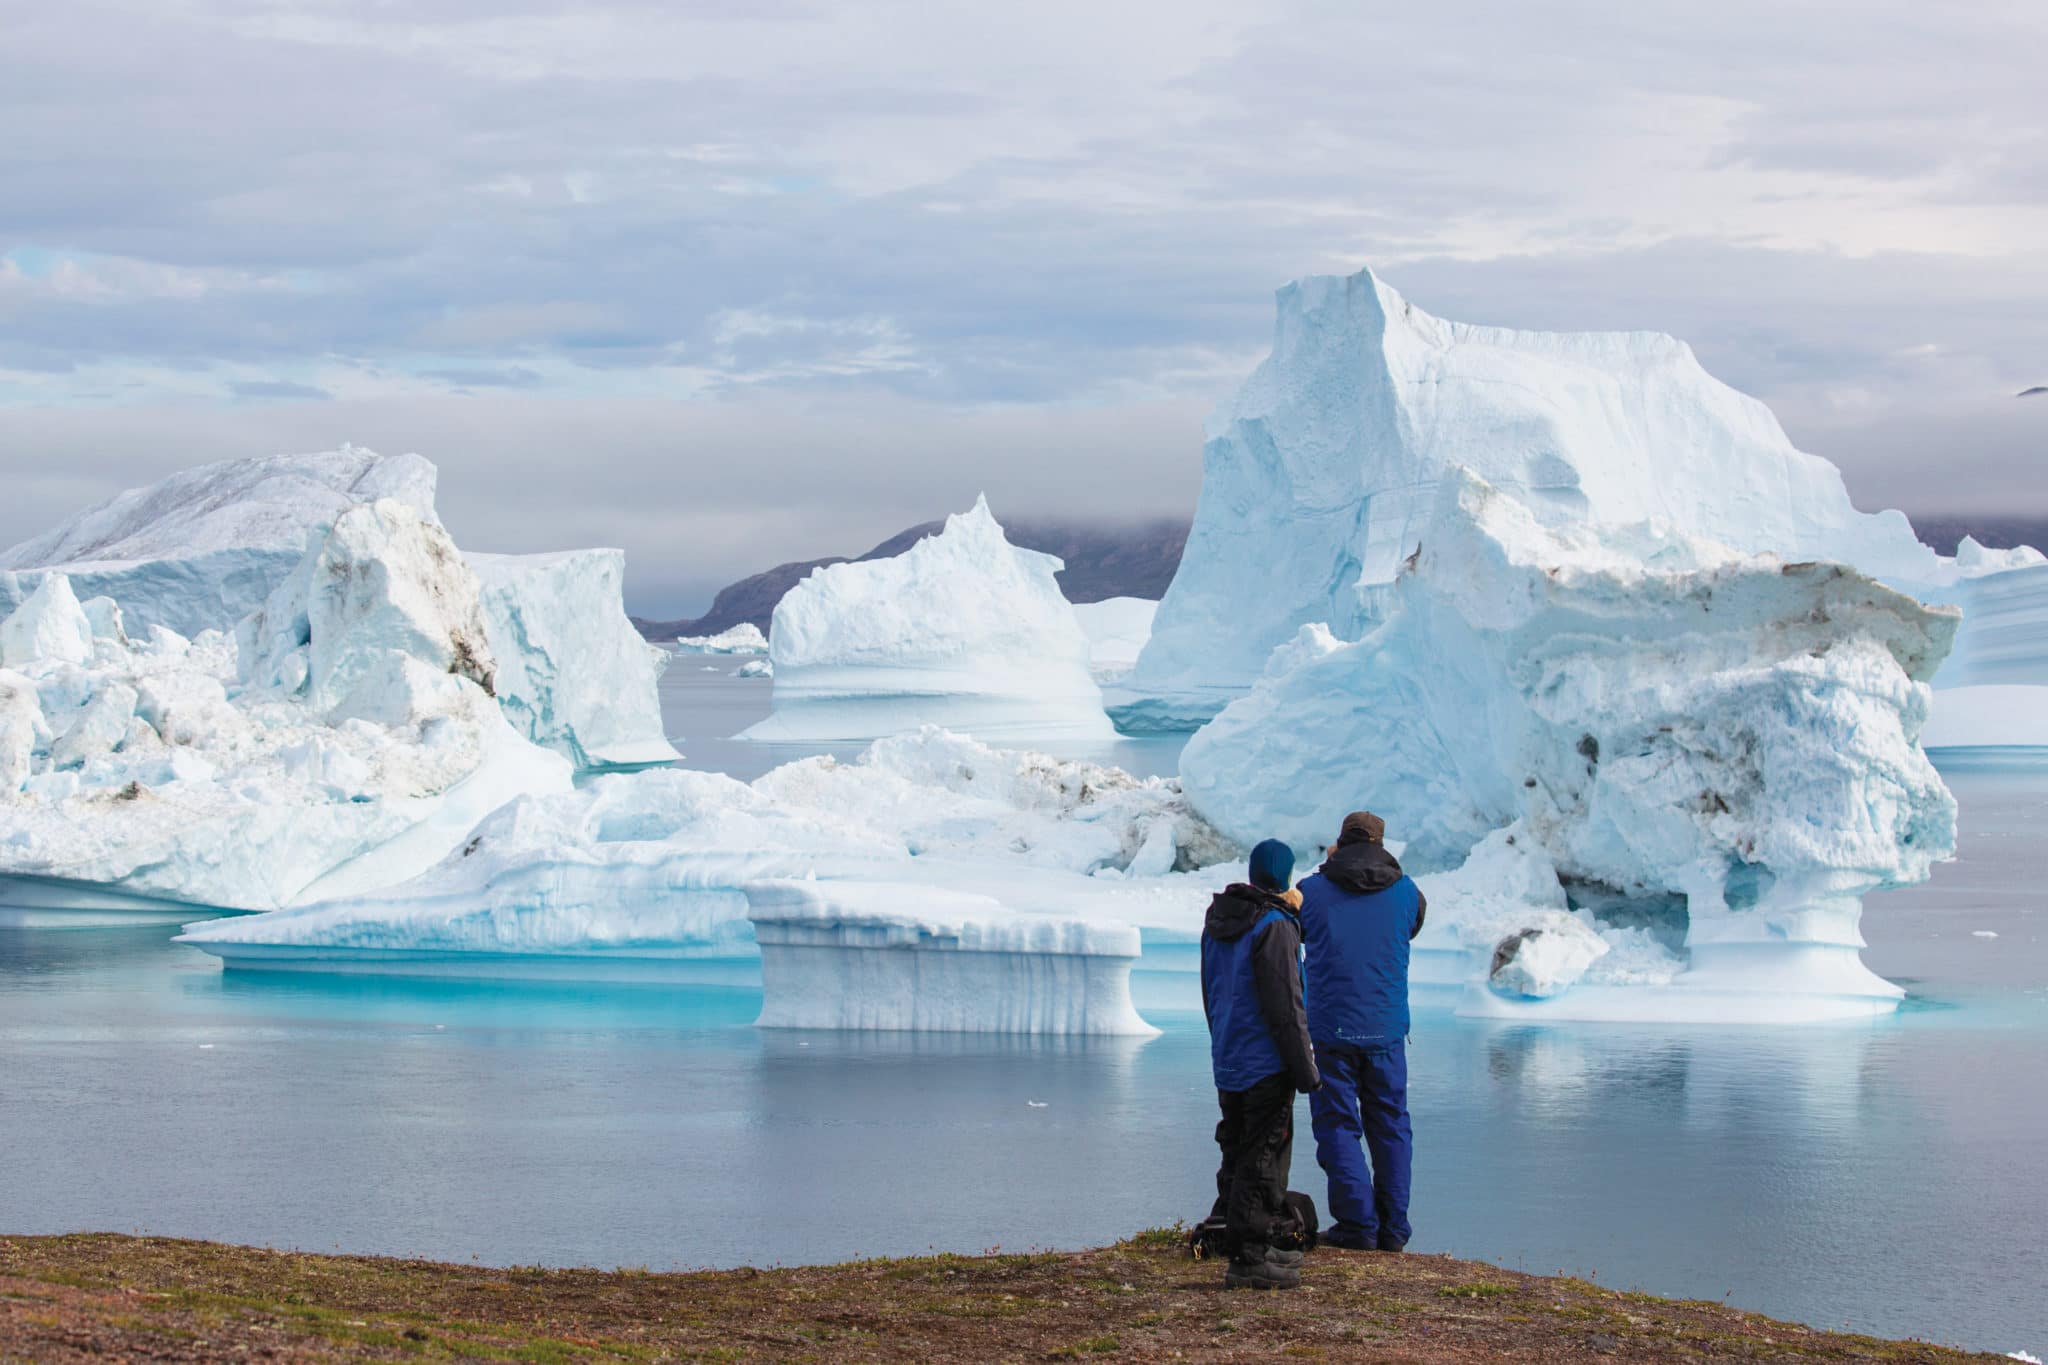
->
xmin=1297 ymin=839 xmax=1426 ymax=1047
xmin=1200 ymin=885 xmax=1320 ymax=1094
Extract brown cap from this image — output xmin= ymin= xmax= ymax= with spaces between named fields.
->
xmin=1339 ymin=811 xmax=1385 ymax=845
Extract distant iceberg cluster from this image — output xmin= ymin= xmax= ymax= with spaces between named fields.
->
xmin=8 ymin=266 xmax=2040 ymax=1030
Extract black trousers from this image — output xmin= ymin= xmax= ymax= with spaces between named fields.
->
xmin=1209 ymin=1071 xmax=1295 ymax=1261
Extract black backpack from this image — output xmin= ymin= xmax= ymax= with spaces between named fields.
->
xmin=1187 ymin=1191 xmax=1320 ymax=1259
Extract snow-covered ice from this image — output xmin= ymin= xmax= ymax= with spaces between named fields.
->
xmin=0 ymin=501 xmax=571 ymax=922
xmin=470 ymin=550 xmax=679 ymax=769
xmin=747 ymin=879 xmax=1155 ymax=1035
xmin=1118 ymin=266 xmax=1983 ymax=730
xmin=733 ymin=658 xmax=773 ymax=679
xmin=673 ymin=623 xmax=769 ymax=654
xmin=0 ymin=447 xmax=438 ymax=638
xmin=1072 ymin=597 xmax=1158 ymax=682
xmin=742 ymin=497 xmax=1116 ymax=743
xmin=177 ymin=728 xmax=1231 ymax=975
xmin=1181 ymin=472 xmax=1957 ymax=1021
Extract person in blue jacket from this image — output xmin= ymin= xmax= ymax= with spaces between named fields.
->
xmin=1296 ymin=810 xmax=1426 ymax=1252
xmin=1200 ymin=838 xmax=1322 ymax=1289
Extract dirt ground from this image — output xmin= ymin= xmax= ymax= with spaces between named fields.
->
xmin=0 ymin=1230 xmax=2004 ymax=1363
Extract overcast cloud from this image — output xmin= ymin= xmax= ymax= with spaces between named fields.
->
xmin=3 ymin=0 xmax=2044 ymax=613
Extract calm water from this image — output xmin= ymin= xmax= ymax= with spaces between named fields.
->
xmin=0 ymin=669 xmax=2041 ymax=1354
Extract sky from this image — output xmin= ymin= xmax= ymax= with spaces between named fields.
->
xmin=3 ymin=0 xmax=2044 ymax=615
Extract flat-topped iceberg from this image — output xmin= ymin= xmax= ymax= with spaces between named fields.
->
xmin=748 ymin=879 xmax=1155 ymax=1035
xmin=742 ymin=497 xmax=1115 ymax=744
xmin=1181 ymin=472 xmax=1957 ymax=1021
xmin=1 ymin=500 xmax=571 ymax=922
xmin=0 ymin=446 xmax=439 ymax=638
xmin=177 ymin=727 xmax=1230 ymax=972
xmin=1119 ymin=267 xmax=1974 ymax=730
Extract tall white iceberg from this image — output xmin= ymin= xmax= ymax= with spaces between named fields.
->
xmin=1180 ymin=472 xmax=1958 ymax=1020
xmin=742 ymin=497 xmax=1115 ymax=743
xmin=1118 ymin=269 xmax=1950 ymax=729
xmin=0 ymin=447 xmax=439 ymax=638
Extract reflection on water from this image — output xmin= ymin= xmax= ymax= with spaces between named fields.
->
xmin=4 ymin=923 xmax=2044 ymax=1350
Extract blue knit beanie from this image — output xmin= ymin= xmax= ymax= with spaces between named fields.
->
xmin=1248 ymin=838 xmax=1295 ymax=893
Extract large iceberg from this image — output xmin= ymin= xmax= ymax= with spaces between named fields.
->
xmin=1118 ymin=268 xmax=1970 ymax=730
xmin=0 ymin=501 xmax=572 ymax=923
xmin=177 ymin=727 xmax=1230 ymax=973
xmin=0 ymin=446 xmax=439 ymax=638
xmin=1180 ymin=472 xmax=1957 ymax=1021
xmin=748 ymin=879 xmax=1155 ymax=1035
xmin=2 ymin=449 xmax=673 ymax=773
xmin=741 ymin=497 xmax=1116 ymax=744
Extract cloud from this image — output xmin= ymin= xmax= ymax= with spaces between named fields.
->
xmin=1 ymin=0 xmax=2044 ymax=612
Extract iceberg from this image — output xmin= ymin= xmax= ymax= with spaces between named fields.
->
xmin=1072 ymin=596 xmax=1158 ymax=682
xmin=469 ymin=550 xmax=680 ymax=769
xmin=733 ymin=658 xmax=773 ymax=679
xmin=1180 ymin=472 xmax=1957 ymax=1021
xmin=177 ymin=727 xmax=1231 ymax=974
xmin=672 ymin=623 xmax=769 ymax=654
xmin=1912 ymin=557 xmax=2048 ymax=751
xmin=1119 ymin=268 xmax=1954 ymax=730
xmin=741 ymin=498 xmax=1116 ymax=744
xmin=0 ymin=446 xmax=438 ymax=638
xmin=747 ymin=879 xmax=1155 ymax=1035
xmin=0 ymin=500 xmax=571 ymax=923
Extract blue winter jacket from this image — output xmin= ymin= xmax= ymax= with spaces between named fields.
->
xmin=1200 ymin=885 xmax=1320 ymax=1094
xmin=1297 ymin=840 xmax=1427 ymax=1048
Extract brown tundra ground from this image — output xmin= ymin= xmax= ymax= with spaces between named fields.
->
xmin=0 ymin=1229 xmax=2008 ymax=1363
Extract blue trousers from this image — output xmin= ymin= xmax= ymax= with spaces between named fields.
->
xmin=1310 ymin=1040 xmax=1412 ymax=1250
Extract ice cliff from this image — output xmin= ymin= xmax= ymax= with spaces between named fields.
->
xmin=0 ymin=501 xmax=571 ymax=921
xmin=1181 ymin=471 xmax=1958 ymax=1020
xmin=742 ymin=498 xmax=1116 ymax=743
xmin=748 ymin=880 xmax=1155 ymax=1035
xmin=1118 ymin=268 xmax=1965 ymax=730
xmin=470 ymin=551 xmax=679 ymax=769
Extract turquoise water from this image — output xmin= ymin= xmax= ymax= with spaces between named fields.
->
xmin=1 ymin=670 xmax=2042 ymax=1353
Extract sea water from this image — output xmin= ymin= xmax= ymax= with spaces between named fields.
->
xmin=0 ymin=669 xmax=2041 ymax=1353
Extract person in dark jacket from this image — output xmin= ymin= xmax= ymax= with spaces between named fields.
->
xmin=1200 ymin=837 xmax=1322 ymax=1290
xmin=1296 ymin=811 xmax=1425 ymax=1252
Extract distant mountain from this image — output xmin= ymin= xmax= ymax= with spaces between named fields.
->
xmin=1902 ymin=513 xmax=2048 ymax=557
xmin=633 ymin=516 xmax=1191 ymax=640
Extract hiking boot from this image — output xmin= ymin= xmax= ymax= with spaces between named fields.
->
xmin=1264 ymin=1245 xmax=1305 ymax=1268
xmin=1320 ymin=1223 xmax=1373 ymax=1251
xmin=1375 ymin=1239 xmax=1407 ymax=1254
xmin=1224 ymin=1246 xmax=1301 ymax=1290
